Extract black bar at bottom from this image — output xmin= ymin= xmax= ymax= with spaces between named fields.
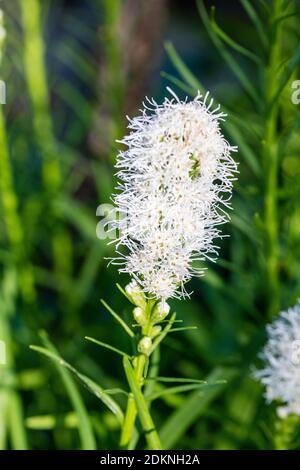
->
xmin=0 ymin=450 xmax=299 ymax=466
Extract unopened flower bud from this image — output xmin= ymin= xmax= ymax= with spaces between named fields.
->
xmin=149 ymin=325 xmax=162 ymax=338
xmin=133 ymin=306 xmax=147 ymax=326
xmin=138 ymin=336 xmax=152 ymax=355
xmin=125 ymin=280 xmax=146 ymax=309
xmin=152 ymin=301 xmax=170 ymax=323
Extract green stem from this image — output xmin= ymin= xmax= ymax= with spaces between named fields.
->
xmin=123 ymin=356 xmax=162 ymax=450
xmin=0 ymin=102 xmax=35 ymax=303
xmin=0 ymin=270 xmax=28 ymax=449
xmin=120 ymin=353 xmax=146 ymax=447
xmin=263 ymin=0 xmax=284 ymax=318
xmin=21 ymin=0 xmax=61 ymax=194
xmin=120 ymin=300 xmax=161 ymax=449
xmin=21 ymin=0 xmax=73 ymax=307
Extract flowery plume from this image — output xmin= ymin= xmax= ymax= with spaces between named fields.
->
xmin=254 ymin=302 xmax=300 ymax=418
xmin=110 ymin=88 xmax=238 ymax=299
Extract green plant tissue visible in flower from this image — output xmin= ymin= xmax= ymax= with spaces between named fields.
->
xmin=110 ymin=88 xmax=238 ymax=300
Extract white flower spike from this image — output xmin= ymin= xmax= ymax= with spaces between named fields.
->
xmin=254 ymin=302 xmax=300 ymax=418
xmin=110 ymin=88 xmax=238 ymax=300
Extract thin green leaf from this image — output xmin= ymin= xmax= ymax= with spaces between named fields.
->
xmin=160 ymin=367 xmax=237 ymax=449
xmin=37 ymin=333 xmax=96 ymax=450
xmin=146 ymin=376 xmax=207 ymax=384
xmin=7 ymin=393 xmax=28 ymax=450
xmin=197 ymin=0 xmax=261 ymax=107
xmin=211 ymin=7 xmax=262 ymax=64
xmin=144 ymin=347 xmax=160 ymax=399
xmin=73 ymin=243 xmax=105 ymax=310
xmin=270 ymin=43 xmax=300 ymax=109
xmin=116 ymin=283 xmax=132 ymax=303
xmin=30 ymin=344 xmax=123 ymax=424
xmin=225 ymin=121 xmax=260 ymax=176
xmin=85 ymin=336 xmax=131 ymax=358
xmin=103 ymin=388 xmax=128 ymax=397
xmin=149 ymin=313 xmax=177 ymax=354
xmin=147 ymin=382 xmax=225 ymax=402
xmin=160 ymin=71 xmax=196 ymax=96
xmin=54 ymin=196 xmax=97 ymax=240
xmin=100 ymin=299 xmax=134 ymax=337
xmin=0 ymin=391 xmax=8 ymax=450
xmin=273 ymin=10 xmax=300 ymax=26
xmin=240 ymin=0 xmax=268 ymax=48
xmin=164 ymin=41 xmax=204 ymax=92
xmin=168 ymin=326 xmax=198 ymax=333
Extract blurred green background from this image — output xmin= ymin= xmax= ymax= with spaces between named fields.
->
xmin=1 ymin=0 xmax=300 ymax=450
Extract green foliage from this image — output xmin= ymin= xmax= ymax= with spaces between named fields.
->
xmin=0 ymin=0 xmax=300 ymax=450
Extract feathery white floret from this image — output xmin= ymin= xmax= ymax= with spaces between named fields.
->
xmin=254 ymin=302 xmax=300 ymax=418
xmin=110 ymin=88 xmax=238 ymax=299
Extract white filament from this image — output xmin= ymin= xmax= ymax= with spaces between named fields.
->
xmin=109 ymin=89 xmax=238 ymax=299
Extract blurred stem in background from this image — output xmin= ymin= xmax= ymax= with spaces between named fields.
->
xmin=20 ymin=0 xmax=73 ymax=307
xmin=0 ymin=9 xmax=35 ymax=303
xmin=263 ymin=0 xmax=284 ymax=318
xmin=0 ymin=268 xmax=28 ymax=450
xmin=0 ymin=107 xmax=35 ymax=303
xmin=0 ymin=9 xmax=30 ymax=450
xmin=102 ymin=0 xmax=125 ymax=159
xmin=21 ymin=0 xmax=61 ymax=194
xmin=274 ymin=414 xmax=300 ymax=450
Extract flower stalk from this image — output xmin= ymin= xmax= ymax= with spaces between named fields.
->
xmin=120 ymin=293 xmax=163 ymax=449
xmin=263 ymin=0 xmax=284 ymax=318
xmin=106 ymin=89 xmax=238 ymax=448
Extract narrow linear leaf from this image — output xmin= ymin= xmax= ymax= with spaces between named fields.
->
xmin=37 ymin=333 xmax=96 ymax=450
xmin=100 ymin=299 xmax=134 ymax=337
xmin=144 ymin=347 xmax=160 ymax=399
xmin=85 ymin=336 xmax=131 ymax=358
xmin=0 ymin=391 xmax=8 ymax=450
xmin=147 ymin=382 xmax=224 ymax=402
xmin=197 ymin=0 xmax=261 ymax=107
xmin=103 ymin=388 xmax=128 ymax=397
xmin=240 ymin=0 xmax=268 ymax=48
xmin=270 ymin=43 xmax=300 ymax=109
xmin=160 ymin=71 xmax=196 ymax=96
xmin=168 ymin=326 xmax=198 ymax=333
xmin=211 ymin=8 xmax=262 ymax=64
xmin=116 ymin=283 xmax=132 ymax=303
xmin=7 ymin=392 xmax=28 ymax=450
xmin=160 ymin=367 xmax=237 ymax=449
xmin=146 ymin=376 xmax=207 ymax=384
xmin=225 ymin=121 xmax=260 ymax=176
xmin=164 ymin=41 xmax=204 ymax=93
xmin=30 ymin=344 xmax=123 ymax=424
xmin=150 ymin=313 xmax=177 ymax=354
